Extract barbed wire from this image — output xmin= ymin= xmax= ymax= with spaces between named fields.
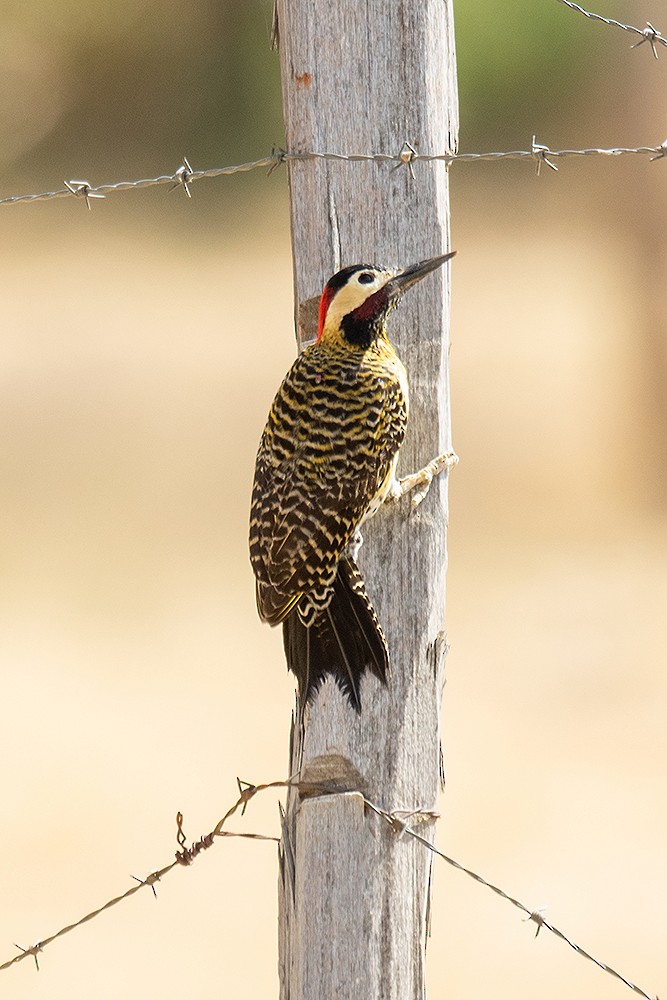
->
xmin=366 ymin=801 xmax=659 ymax=1000
xmin=0 ymin=778 xmax=289 ymax=975
xmin=553 ymin=0 xmax=665 ymax=56
xmin=0 ymin=776 xmax=659 ymax=1000
xmin=2 ymin=137 xmax=667 ymax=210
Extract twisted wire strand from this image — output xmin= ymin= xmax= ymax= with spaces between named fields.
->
xmin=366 ymin=801 xmax=658 ymax=1000
xmin=1 ymin=141 xmax=666 ymax=208
xmin=553 ymin=0 xmax=665 ymax=53
xmin=0 ymin=778 xmax=659 ymax=1000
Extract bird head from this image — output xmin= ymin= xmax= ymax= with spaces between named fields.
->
xmin=316 ymin=251 xmax=456 ymax=349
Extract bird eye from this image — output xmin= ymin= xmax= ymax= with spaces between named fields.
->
xmin=358 ymin=272 xmax=375 ymax=284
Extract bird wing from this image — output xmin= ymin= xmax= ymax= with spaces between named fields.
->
xmin=249 ymin=348 xmax=406 ymax=625
xmin=251 ymin=443 xmax=382 ymax=625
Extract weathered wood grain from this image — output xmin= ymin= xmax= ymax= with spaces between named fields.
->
xmin=275 ymin=2 xmax=458 ymax=996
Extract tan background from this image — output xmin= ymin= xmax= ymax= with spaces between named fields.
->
xmin=1 ymin=1 xmax=666 ymax=997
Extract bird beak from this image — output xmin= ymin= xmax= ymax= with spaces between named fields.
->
xmin=386 ymin=250 xmax=456 ymax=299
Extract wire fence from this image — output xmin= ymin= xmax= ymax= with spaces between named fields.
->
xmin=0 ymin=776 xmax=659 ymax=1000
xmin=3 ymin=2 xmax=663 ymax=998
xmin=0 ymin=0 xmax=664 ymax=211
xmin=2 ymin=138 xmax=667 ymax=210
xmin=0 ymin=0 xmax=664 ymax=209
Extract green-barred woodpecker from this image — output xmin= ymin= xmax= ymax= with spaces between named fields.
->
xmin=249 ymin=251 xmax=456 ymax=710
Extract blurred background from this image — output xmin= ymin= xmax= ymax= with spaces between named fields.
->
xmin=1 ymin=0 xmax=666 ymax=997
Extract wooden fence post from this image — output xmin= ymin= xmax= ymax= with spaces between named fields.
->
xmin=274 ymin=2 xmax=458 ymax=997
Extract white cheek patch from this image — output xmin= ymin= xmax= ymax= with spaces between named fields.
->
xmin=323 ymin=272 xmax=394 ymax=335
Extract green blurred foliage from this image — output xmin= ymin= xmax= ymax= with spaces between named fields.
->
xmin=455 ymin=0 xmax=594 ymax=148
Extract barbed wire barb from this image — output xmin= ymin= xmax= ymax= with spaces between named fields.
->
xmin=553 ymin=0 xmax=666 ymax=54
xmin=267 ymin=148 xmax=285 ymax=175
xmin=632 ymin=22 xmax=662 ymax=60
xmin=650 ymin=139 xmax=667 ymax=162
xmin=130 ymin=872 xmax=161 ymax=898
xmin=13 ymin=943 xmax=42 ymax=972
xmin=524 ymin=907 xmax=547 ymax=938
xmin=64 ymin=179 xmax=105 ymax=210
xmin=237 ymin=777 xmax=256 ymax=815
xmin=169 ymin=156 xmax=195 ymax=197
xmin=531 ymin=135 xmax=558 ymax=175
xmin=393 ymin=140 xmax=418 ymax=178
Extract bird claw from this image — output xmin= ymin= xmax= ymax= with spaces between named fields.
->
xmin=398 ymin=451 xmax=458 ymax=508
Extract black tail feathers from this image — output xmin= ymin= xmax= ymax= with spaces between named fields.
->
xmin=282 ymin=555 xmax=389 ymax=711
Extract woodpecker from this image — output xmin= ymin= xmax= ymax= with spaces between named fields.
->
xmin=249 ymin=251 xmax=456 ymax=711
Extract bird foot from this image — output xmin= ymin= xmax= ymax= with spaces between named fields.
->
xmin=395 ymin=451 xmax=458 ymax=508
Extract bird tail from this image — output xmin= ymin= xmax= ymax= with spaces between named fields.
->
xmin=282 ymin=555 xmax=389 ymax=712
